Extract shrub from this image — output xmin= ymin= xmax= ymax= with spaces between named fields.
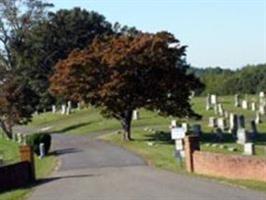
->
xmin=27 ymin=134 xmax=52 ymax=156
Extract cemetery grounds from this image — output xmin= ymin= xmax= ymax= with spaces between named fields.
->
xmin=0 ymin=95 xmax=266 ymax=200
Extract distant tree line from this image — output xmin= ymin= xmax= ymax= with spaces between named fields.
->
xmin=189 ymin=63 xmax=266 ymax=95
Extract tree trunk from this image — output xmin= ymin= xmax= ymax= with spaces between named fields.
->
xmin=121 ymin=110 xmax=133 ymax=141
xmin=0 ymin=120 xmax=13 ymax=139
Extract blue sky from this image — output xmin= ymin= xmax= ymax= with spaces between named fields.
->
xmin=50 ymin=0 xmax=266 ymax=69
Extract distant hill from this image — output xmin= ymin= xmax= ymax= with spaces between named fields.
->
xmin=188 ymin=63 xmax=266 ymax=95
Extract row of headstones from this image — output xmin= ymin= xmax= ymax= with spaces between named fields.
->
xmin=235 ymin=94 xmax=266 ymax=113
xmin=206 ymin=94 xmax=266 ymax=115
xmin=209 ymin=114 xmax=258 ymax=138
xmin=171 ymin=120 xmax=256 ymax=156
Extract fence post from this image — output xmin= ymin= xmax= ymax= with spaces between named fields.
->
xmin=19 ymin=145 xmax=35 ymax=181
xmin=184 ymin=136 xmax=200 ymax=173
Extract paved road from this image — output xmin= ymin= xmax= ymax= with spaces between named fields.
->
xmin=29 ymin=134 xmax=266 ymax=200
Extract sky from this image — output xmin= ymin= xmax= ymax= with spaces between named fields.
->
xmin=49 ymin=0 xmax=266 ymax=69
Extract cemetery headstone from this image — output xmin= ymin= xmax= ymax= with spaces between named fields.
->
xmin=229 ymin=113 xmax=238 ymax=136
xmin=181 ymin=123 xmax=189 ymax=133
xmin=192 ymin=124 xmax=202 ymax=137
xmin=251 ymin=102 xmax=256 ymax=111
xmin=206 ymin=94 xmax=211 ymax=110
xmin=218 ymin=103 xmax=224 ymax=116
xmin=133 ymin=110 xmax=139 ymax=120
xmin=238 ymin=115 xmax=245 ymax=129
xmin=255 ymin=111 xmax=262 ymax=124
xmin=61 ymin=104 xmax=66 ymax=115
xmin=244 ymin=143 xmax=255 ymax=156
xmin=171 ymin=120 xmax=177 ymax=128
xmin=52 ymin=105 xmax=56 ymax=113
xmin=242 ymin=100 xmax=248 ymax=110
xmin=234 ymin=94 xmax=240 ymax=107
xmin=237 ymin=128 xmax=248 ymax=144
xmin=259 ymin=105 xmax=265 ymax=115
xmin=217 ymin=118 xmax=226 ymax=131
xmin=215 ymin=128 xmax=223 ymax=141
xmin=211 ymin=94 xmax=217 ymax=105
xmin=250 ymin=120 xmax=258 ymax=139
xmin=39 ymin=143 xmax=45 ymax=159
xmin=208 ymin=117 xmax=217 ymax=128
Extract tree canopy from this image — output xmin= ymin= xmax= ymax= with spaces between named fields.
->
xmin=13 ymin=7 xmax=114 ymax=110
xmin=50 ymin=32 xmax=203 ymax=140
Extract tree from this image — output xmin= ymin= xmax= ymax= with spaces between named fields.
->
xmin=0 ymin=75 xmax=39 ymax=139
xmin=13 ymin=7 xmax=113 ymax=110
xmin=50 ymin=32 xmax=203 ymax=141
xmin=0 ymin=0 xmax=53 ymax=71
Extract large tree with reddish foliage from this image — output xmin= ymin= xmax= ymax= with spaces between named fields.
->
xmin=0 ymin=75 xmax=39 ymax=139
xmin=49 ymin=32 xmax=203 ymax=141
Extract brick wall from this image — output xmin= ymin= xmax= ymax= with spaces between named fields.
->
xmin=0 ymin=161 xmax=32 ymax=192
xmin=193 ymin=151 xmax=266 ymax=182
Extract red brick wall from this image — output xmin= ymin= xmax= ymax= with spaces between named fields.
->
xmin=0 ymin=161 xmax=32 ymax=192
xmin=193 ymin=151 xmax=266 ymax=182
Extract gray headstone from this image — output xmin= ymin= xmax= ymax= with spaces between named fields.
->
xmin=39 ymin=143 xmax=45 ymax=159
xmin=215 ymin=128 xmax=223 ymax=141
xmin=206 ymin=94 xmax=211 ymax=110
xmin=192 ymin=124 xmax=202 ymax=137
xmin=255 ymin=111 xmax=262 ymax=124
xmin=234 ymin=94 xmax=240 ymax=107
xmin=238 ymin=115 xmax=245 ymax=129
xmin=250 ymin=120 xmax=258 ymax=139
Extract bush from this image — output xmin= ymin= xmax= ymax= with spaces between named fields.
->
xmin=27 ymin=134 xmax=52 ymax=156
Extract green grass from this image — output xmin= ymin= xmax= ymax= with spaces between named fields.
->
xmin=0 ymin=136 xmax=57 ymax=200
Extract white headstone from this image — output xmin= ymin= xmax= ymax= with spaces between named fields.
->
xmin=244 ymin=143 xmax=255 ymax=155
xmin=259 ymin=105 xmax=265 ymax=115
xmin=259 ymin=91 xmax=265 ymax=98
xmin=218 ymin=103 xmax=224 ymax=116
xmin=17 ymin=133 xmax=22 ymax=144
xmin=237 ymin=128 xmax=248 ymax=144
xmin=206 ymin=94 xmax=211 ymax=110
xmin=171 ymin=120 xmax=177 ymax=128
xmin=208 ymin=117 xmax=217 ymax=128
xmin=61 ymin=104 xmax=66 ymax=115
xmin=251 ymin=102 xmax=256 ymax=111
xmin=181 ymin=123 xmax=189 ymax=133
xmin=217 ymin=118 xmax=226 ymax=131
xmin=242 ymin=100 xmax=248 ymax=110
xmin=133 ymin=110 xmax=139 ymax=120
xmin=52 ymin=105 xmax=56 ymax=113
xmin=211 ymin=94 xmax=217 ymax=105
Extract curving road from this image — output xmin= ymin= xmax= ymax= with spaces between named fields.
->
xmin=29 ymin=134 xmax=266 ymax=200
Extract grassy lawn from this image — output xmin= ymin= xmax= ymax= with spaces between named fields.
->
xmin=0 ymin=135 xmax=57 ymax=200
xmin=8 ymin=95 xmax=266 ymax=193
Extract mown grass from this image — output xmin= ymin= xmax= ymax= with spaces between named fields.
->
xmin=0 ymin=135 xmax=57 ymax=200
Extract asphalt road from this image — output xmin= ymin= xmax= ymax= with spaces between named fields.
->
xmin=29 ymin=134 xmax=266 ymax=200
